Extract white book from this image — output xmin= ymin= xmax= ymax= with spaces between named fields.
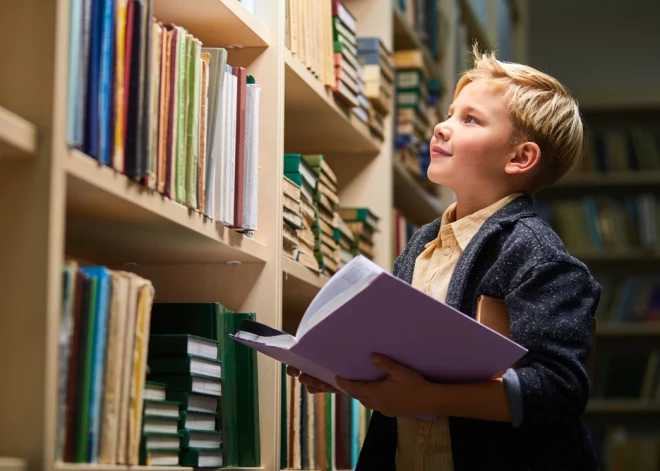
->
xmin=242 ymin=82 xmax=261 ymax=230
xmin=213 ymin=67 xmax=229 ymax=223
xmin=226 ymin=69 xmax=237 ymax=225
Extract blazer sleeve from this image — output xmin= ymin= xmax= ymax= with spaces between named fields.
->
xmin=505 ymin=260 xmax=600 ymax=427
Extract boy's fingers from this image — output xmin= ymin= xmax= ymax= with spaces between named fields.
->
xmin=286 ymin=366 xmax=300 ymax=377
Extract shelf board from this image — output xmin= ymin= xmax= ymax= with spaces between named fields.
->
xmin=393 ymin=159 xmax=444 ymax=226
xmin=54 ymin=466 xmax=264 ymax=471
xmin=284 ymin=48 xmax=381 ymax=156
xmin=0 ymin=105 xmax=37 ymax=158
xmin=65 ymin=150 xmax=267 ymax=265
xmin=392 ymin=7 xmax=440 ymax=80
xmin=457 ymin=0 xmax=493 ymax=51
xmin=282 ymin=255 xmax=329 ymax=331
xmin=586 ymin=399 xmax=660 ymax=415
xmin=597 ymin=323 xmax=660 ymax=338
xmin=549 ymin=171 xmax=660 ymax=189
xmin=152 ymin=0 xmax=270 ymax=48
xmin=571 ymin=249 xmax=660 ymax=264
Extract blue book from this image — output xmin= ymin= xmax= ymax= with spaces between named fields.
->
xmin=83 ymin=0 xmax=103 ymax=158
xmin=98 ymin=0 xmax=116 ymax=165
xmin=79 ymin=266 xmax=111 ymax=462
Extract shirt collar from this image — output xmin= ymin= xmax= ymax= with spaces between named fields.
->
xmin=433 ymin=193 xmax=525 ymax=251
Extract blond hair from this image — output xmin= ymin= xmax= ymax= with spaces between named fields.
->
xmin=455 ymin=45 xmax=584 ymax=192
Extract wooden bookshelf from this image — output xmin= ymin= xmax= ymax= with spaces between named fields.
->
xmin=283 ymin=48 xmax=381 ymax=156
xmin=573 ymin=249 xmax=660 ymax=264
xmin=393 ymin=159 xmax=444 ymax=226
xmin=54 ymin=466 xmax=264 ymax=471
xmin=392 ymin=7 xmax=439 ymax=80
xmin=65 ymin=150 xmax=268 ymax=265
xmin=0 ymin=105 xmax=37 ymax=158
xmin=457 ymin=0 xmax=493 ymax=51
xmin=586 ymin=399 xmax=660 ymax=417
xmin=597 ymin=323 xmax=660 ymax=338
xmin=153 ymin=0 xmax=270 ymax=47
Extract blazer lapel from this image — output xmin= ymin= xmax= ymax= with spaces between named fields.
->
xmin=445 ymin=195 xmax=537 ymax=311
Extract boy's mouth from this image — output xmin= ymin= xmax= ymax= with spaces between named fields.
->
xmin=431 ymin=145 xmax=452 ymax=157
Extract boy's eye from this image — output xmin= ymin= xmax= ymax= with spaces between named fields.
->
xmin=465 ymin=115 xmax=479 ymax=124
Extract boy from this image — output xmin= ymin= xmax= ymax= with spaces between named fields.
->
xmin=287 ymin=47 xmax=601 ymax=470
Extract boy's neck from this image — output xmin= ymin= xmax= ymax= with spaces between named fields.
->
xmin=453 ymin=189 xmax=520 ymax=220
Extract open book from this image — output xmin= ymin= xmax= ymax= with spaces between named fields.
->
xmin=231 ymin=256 xmax=527 ymax=415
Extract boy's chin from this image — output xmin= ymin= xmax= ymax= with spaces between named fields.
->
xmin=426 ymin=168 xmax=454 ymax=189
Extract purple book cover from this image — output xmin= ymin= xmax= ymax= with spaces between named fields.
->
xmin=231 ymin=256 xmax=527 ymax=419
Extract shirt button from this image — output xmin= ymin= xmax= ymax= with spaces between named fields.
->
xmin=417 ymin=435 xmax=425 ymax=444
xmin=443 ymin=247 xmax=451 ymax=255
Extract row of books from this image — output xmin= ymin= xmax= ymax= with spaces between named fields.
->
xmin=587 ymin=427 xmax=660 ymax=471
xmin=56 ymin=262 xmax=155 ymax=464
xmin=66 ymin=0 xmax=260 ymax=230
xmin=593 ymin=276 xmax=660 ymax=324
xmin=285 ymin=0 xmax=394 ymax=140
xmin=578 ymin=127 xmax=660 ymax=173
xmin=592 ymin=349 xmax=660 ymax=401
xmin=537 ymin=195 xmax=660 ymax=253
xmin=147 ymin=302 xmax=261 ymax=467
xmin=281 ymin=366 xmax=371 ymax=470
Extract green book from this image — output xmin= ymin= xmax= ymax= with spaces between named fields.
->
xmin=150 ymin=302 xmax=222 ymax=340
xmin=142 ymin=399 xmax=180 ymax=419
xmin=149 ymin=354 xmax=222 ymax=379
xmin=284 ymin=154 xmax=318 ymax=189
xmin=75 ymin=274 xmax=97 ymax=462
xmin=165 ymin=391 xmax=219 ymax=414
xmin=140 ymin=432 xmax=181 ymax=452
xmin=180 ymin=429 xmax=222 ymax=449
xmin=175 ymin=29 xmax=189 ymax=204
xmin=180 ymin=447 xmax=223 ymax=468
xmin=146 ymin=373 xmax=222 ymax=397
xmin=186 ymin=38 xmax=201 ymax=209
xmin=148 ymin=334 xmax=219 ymax=360
xmin=179 ymin=410 xmax=219 ymax=431
xmin=217 ymin=308 xmax=239 ymax=466
xmin=337 ymin=207 xmax=380 ymax=229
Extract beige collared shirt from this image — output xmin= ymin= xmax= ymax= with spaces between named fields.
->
xmin=395 ymin=193 xmax=522 ymax=471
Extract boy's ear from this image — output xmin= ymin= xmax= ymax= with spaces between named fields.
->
xmin=505 ymin=141 xmax=541 ymax=176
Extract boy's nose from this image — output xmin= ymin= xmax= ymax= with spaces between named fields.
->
xmin=434 ymin=122 xmax=451 ymax=141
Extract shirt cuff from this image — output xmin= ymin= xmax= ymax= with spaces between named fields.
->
xmin=502 ymin=368 xmax=523 ymax=428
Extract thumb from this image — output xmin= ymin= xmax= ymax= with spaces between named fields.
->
xmin=372 ymin=354 xmax=409 ymax=377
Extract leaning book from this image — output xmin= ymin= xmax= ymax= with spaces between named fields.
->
xmin=231 ymin=255 xmax=527 ymax=419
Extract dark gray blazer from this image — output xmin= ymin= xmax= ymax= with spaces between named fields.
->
xmin=356 ymin=194 xmax=601 ymax=471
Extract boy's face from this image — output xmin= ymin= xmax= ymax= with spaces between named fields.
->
xmin=428 ymin=79 xmax=516 ymax=195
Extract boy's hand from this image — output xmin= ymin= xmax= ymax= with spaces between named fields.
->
xmin=286 ymin=365 xmax=340 ymax=394
xmin=335 ymin=354 xmax=433 ymax=417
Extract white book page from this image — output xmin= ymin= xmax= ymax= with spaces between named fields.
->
xmin=296 ymin=255 xmax=384 ymax=338
xmin=233 ymin=330 xmax=297 ymax=349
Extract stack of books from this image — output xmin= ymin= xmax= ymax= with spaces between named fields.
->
xmin=139 ymin=381 xmax=182 ymax=466
xmin=302 ymin=155 xmax=341 ymax=275
xmin=356 ymin=37 xmax=395 ymax=140
xmin=394 ymin=50 xmax=434 ymax=178
xmin=146 ymin=333 xmax=223 ymax=468
xmin=146 ymin=303 xmax=260 ymax=468
xmin=284 ymin=154 xmax=321 ymax=272
xmin=56 ymin=262 xmax=155 ymax=465
xmin=331 ymin=1 xmax=361 ymax=111
xmin=335 ymin=216 xmax=357 ymax=268
xmin=337 ymin=207 xmax=380 ymax=260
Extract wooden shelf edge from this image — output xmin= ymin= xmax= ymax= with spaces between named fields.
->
xmin=586 ymin=399 xmax=660 ymax=414
xmin=224 ymin=0 xmax=271 ymax=46
xmin=0 ymin=105 xmax=37 ymax=157
xmin=457 ymin=0 xmax=493 ymax=51
xmin=597 ymin=323 xmax=660 ymax=337
xmin=65 ymin=149 xmax=267 ymax=263
xmin=392 ymin=7 xmax=440 ymax=80
xmin=282 ymin=255 xmax=329 ymax=290
xmin=283 ymin=48 xmax=380 ymax=155
xmin=571 ymin=250 xmax=660 ymax=263
xmin=54 ymin=464 xmax=264 ymax=471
